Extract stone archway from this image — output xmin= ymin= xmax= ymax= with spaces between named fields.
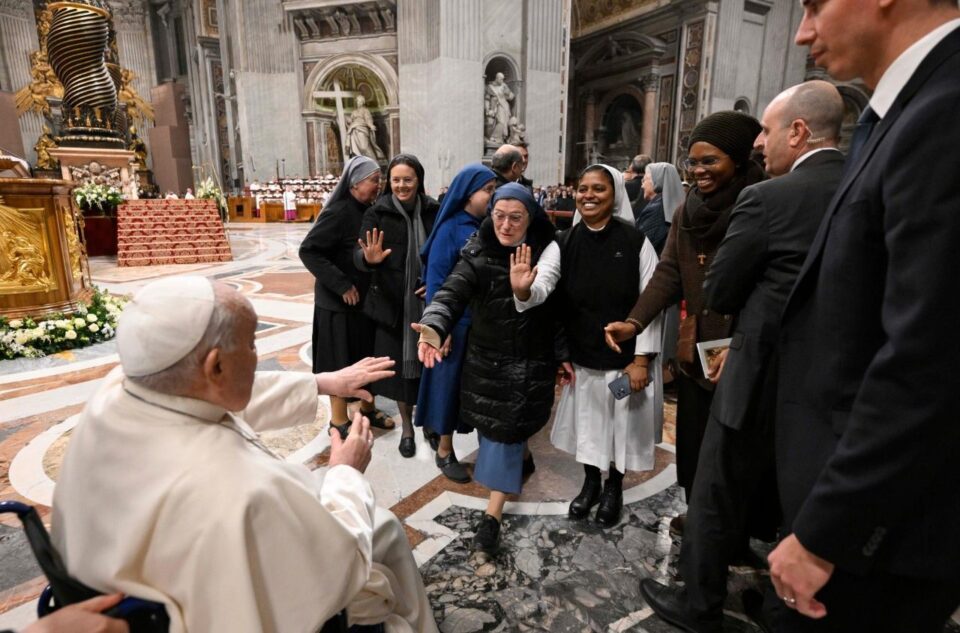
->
xmin=302 ymin=53 xmax=399 ymax=176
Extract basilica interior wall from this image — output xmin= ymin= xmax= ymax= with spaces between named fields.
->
xmin=0 ymin=1 xmax=42 ymax=165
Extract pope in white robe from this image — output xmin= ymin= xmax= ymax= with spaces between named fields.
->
xmin=51 ymin=277 xmax=438 ymax=633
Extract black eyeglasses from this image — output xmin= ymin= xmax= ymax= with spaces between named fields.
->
xmin=683 ymin=156 xmax=725 ymax=169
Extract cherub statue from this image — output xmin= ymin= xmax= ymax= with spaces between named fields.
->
xmin=128 ymin=125 xmax=148 ymax=170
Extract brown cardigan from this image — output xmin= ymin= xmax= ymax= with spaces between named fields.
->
xmin=628 ymin=202 xmax=734 ymax=387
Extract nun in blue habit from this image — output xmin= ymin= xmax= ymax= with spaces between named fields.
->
xmin=414 ymin=163 xmax=497 ymax=483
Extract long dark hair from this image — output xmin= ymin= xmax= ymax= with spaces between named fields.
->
xmin=383 ymin=153 xmax=426 ymax=198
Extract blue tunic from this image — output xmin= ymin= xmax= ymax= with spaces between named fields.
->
xmin=415 ymin=211 xmax=481 ymax=435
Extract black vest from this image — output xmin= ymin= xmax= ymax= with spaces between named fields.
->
xmin=558 ymin=218 xmax=644 ymax=370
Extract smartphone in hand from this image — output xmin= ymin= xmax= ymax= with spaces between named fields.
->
xmin=608 ymin=373 xmax=631 ymax=400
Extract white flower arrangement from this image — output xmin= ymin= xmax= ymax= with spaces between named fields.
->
xmin=196 ymin=177 xmax=227 ymax=215
xmin=0 ymin=288 xmax=128 ymax=360
xmin=73 ymin=182 xmax=123 ymax=214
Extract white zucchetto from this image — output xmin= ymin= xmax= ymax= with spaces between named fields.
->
xmin=117 ymin=276 xmax=216 ymax=376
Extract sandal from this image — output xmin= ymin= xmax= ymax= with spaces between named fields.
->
xmin=360 ymin=407 xmax=395 ymax=430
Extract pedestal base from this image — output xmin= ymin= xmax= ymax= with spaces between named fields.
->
xmin=49 ymin=147 xmax=139 ymax=200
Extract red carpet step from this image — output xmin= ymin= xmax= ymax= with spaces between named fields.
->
xmin=117 ymin=200 xmax=233 ymax=267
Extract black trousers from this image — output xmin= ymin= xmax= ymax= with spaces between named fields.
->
xmin=678 ymin=414 xmax=779 ymax=618
xmin=675 ymin=374 xmax=714 ymax=500
xmin=776 ymin=568 xmax=960 ymax=633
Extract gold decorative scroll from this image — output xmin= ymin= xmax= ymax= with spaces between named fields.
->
xmin=62 ymin=205 xmax=84 ymax=282
xmin=46 ymin=2 xmax=112 ymax=19
xmin=0 ymin=205 xmax=57 ymax=294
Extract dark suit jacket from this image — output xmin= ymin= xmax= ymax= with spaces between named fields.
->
xmin=704 ymin=150 xmax=844 ymax=432
xmin=776 ymin=26 xmax=960 ymax=579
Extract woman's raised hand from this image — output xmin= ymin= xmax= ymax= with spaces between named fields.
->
xmin=510 ymin=244 xmax=538 ymax=301
xmin=358 ymin=228 xmax=393 ymax=264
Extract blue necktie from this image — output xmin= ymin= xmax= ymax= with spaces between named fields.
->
xmin=844 ymin=106 xmax=879 ymax=172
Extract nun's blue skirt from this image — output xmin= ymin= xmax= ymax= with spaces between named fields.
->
xmin=414 ymin=321 xmax=470 ymax=436
xmin=474 ymin=435 xmax=526 ymax=495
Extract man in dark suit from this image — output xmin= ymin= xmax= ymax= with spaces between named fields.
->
xmin=640 ymin=81 xmax=846 ymax=633
xmin=491 ymin=144 xmax=523 ymax=189
xmin=768 ymin=2 xmax=960 ymax=632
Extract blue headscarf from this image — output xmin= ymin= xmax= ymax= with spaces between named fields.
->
xmin=420 ymin=163 xmax=496 ymax=262
xmin=491 ymin=182 xmax=545 ymax=221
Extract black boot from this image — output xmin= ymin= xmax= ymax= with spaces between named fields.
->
xmin=595 ymin=467 xmax=624 ymax=527
xmin=473 ymin=514 xmax=501 ymax=554
xmin=569 ymin=466 xmax=602 ymax=519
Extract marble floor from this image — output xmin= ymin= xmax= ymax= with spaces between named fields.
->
xmin=0 ymin=224 xmax=956 ymax=632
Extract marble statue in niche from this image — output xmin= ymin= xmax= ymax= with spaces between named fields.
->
xmin=506 ymin=117 xmax=527 ymax=146
xmin=485 ymin=72 xmax=515 ymax=144
xmin=346 ymin=96 xmax=385 ymax=161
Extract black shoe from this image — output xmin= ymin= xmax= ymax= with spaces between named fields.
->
xmin=473 ymin=514 xmax=500 ymax=554
xmin=423 ymin=429 xmax=440 ymax=451
xmin=329 ymin=421 xmax=351 ymax=441
xmin=398 ymin=436 xmax=416 ymax=458
xmin=639 ymin=579 xmax=721 ymax=633
xmin=594 ymin=482 xmax=623 ymax=527
xmin=522 ymin=454 xmax=536 ymax=477
xmin=436 ymin=450 xmax=470 ymax=483
xmin=568 ymin=477 xmax=602 ymax=519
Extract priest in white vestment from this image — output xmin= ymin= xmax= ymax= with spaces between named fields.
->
xmin=51 ymin=277 xmax=439 ymax=633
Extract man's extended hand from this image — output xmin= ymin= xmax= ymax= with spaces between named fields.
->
xmin=768 ymin=534 xmax=834 ymax=619
xmin=315 ymin=356 xmax=395 ymax=401
xmin=24 ymin=593 xmax=129 ymax=633
xmin=329 ymin=411 xmax=373 ymax=473
xmin=603 ymin=321 xmax=638 ymax=353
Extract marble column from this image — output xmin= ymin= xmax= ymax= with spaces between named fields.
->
xmin=583 ymin=90 xmax=596 ymax=164
xmin=0 ymin=0 xmax=43 ymax=165
xmin=640 ymin=74 xmax=659 ymax=157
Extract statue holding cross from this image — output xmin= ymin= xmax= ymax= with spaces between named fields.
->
xmin=312 ymin=80 xmax=385 ymax=163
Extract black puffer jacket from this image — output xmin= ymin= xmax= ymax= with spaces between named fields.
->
xmin=420 ymin=214 xmax=560 ymax=444
xmin=354 ymin=193 xmax=440 ymax=328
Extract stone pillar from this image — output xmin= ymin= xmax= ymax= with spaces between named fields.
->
xmin=583 ymin=91 xmax=596 ymax=164
xmin=0 ymin=1 xmax=43 ymax=165
xmin=641 ymin=74 xmax=659 ymax=157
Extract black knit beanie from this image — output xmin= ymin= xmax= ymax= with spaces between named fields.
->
xmin=688 ymin=111 xmax=762 ymax=165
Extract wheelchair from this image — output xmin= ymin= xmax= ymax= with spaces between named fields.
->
xmin=0 ymin=501 xmax=382 ymax=633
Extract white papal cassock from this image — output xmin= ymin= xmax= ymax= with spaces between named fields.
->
xmin=52 ymin=368 xmax=437 ymax=633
